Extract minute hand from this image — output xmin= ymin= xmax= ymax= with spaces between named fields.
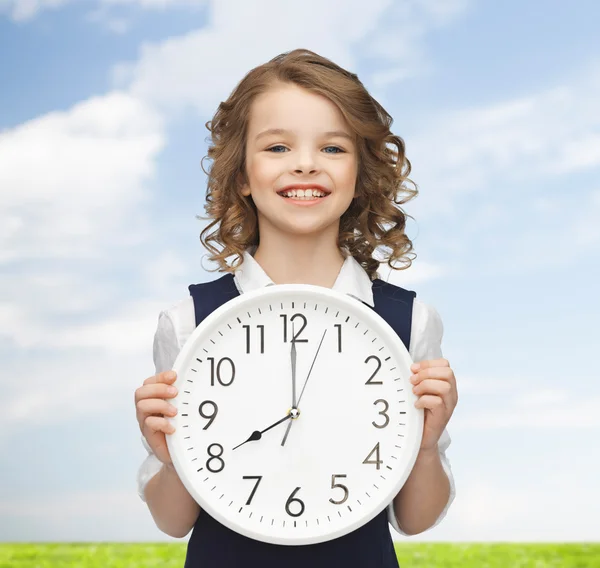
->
xmin=291 ymin=322 xmax=297 ymax=408
xmin=281 ymin=328 xmax=327 ymax=446
xmin=297 ymin=328 xmax=327 ymax=406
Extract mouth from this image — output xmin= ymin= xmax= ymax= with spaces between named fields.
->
xmin=276 ymin=188 xmax=330 ymax=200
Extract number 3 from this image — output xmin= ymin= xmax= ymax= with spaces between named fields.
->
xmin=372 ymin=399 xmax=390 ymax=429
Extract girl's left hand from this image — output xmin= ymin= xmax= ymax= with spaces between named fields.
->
xmin=410 ymin=358 xmax=458 ymax=452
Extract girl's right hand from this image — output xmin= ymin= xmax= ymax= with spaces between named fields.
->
xmin=134 ymin=370 xmax=179 ymax=466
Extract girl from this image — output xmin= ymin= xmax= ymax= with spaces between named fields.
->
xmin=134 ymin=48 xmax=458 ymax=567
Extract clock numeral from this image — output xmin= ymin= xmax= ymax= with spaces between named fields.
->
xmin=242 ymin=476 xmax=263 ymax=505
xmin=334 ymin=323 xmax=342 ymax=353
xmin=365 ymin=355 xmax=383 ymax=385
xmin=243 ymin=324 xmax=264 ymax=354
xmin=329 ymin=474 xmax=349 ymax=505
xmin=206 ymin=443 xmax=225 ymax=473
xmin=198 ymin=400 xmax=218 ymax=429
xmin=280 ymin=313 xmax=308 ymax=343
xmin=285 ymin=487 xmax=305 ymax=517
xmin=207 ymin=357 xmax=236 ymax=386
xmin=372 ymin=399 xmax=390 ymax=429
xmin=362 ymin=442 xmax=383 ymax=470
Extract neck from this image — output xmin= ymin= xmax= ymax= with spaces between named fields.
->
xmin=252 ymin=232 xmax=345 ymax=288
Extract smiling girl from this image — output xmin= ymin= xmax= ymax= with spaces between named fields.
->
xmin=134 ymin=48 xmax=458 ymax=568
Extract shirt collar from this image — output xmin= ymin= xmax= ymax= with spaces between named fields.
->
xmin=234 ymin=250 xmax=374 ymax=307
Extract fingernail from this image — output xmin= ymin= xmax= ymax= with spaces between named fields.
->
xmin=411 ymin=363 xmax=420 ymax=372
xmin=410 ymin=374 xmax=417 ymax=383
xmin=166 ymin=371 xmax=176 ymax=379
xmin=167 ymin=386 xmax=177 ymax=394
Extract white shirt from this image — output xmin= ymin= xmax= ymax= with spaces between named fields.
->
xmin=137 ymin=251 xmax=456 ymax=536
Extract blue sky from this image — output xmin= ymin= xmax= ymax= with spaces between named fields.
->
xmin=1 ymin=0 xmax=599 ymax=543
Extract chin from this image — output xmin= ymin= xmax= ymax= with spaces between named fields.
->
xmin=258 ymin=211 xmax=341 ymax=239
xmin=281 ymin=220 xmax=338 ymax=237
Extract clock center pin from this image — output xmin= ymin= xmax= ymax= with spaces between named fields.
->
xmin=289 ymin=407 xmax=301 ymax=419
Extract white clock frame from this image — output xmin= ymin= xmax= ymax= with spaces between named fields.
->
xmin=166 ymin=283 xmax=423 ymax=545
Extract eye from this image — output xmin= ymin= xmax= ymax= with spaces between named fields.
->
xmin=265 ymin=145 xmax=345 ymax=154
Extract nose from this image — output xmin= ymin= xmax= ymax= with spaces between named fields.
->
xmin=293 ymin=148 xmax=319 ymax=174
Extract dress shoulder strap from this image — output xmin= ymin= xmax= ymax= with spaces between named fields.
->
xmin=370 ymin=278 xmax=416 ymax=351
xmin=188 ymin=273 xmax=416 ymax=352
xmin=188 ymin=273 xmax=239 ymax=327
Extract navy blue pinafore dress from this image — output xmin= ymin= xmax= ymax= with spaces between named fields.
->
xmin=184 ymin=273 xmax=416 ymax=568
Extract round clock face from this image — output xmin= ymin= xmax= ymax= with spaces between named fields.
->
xmin=166 ymin=284 xmax=423 ymax=545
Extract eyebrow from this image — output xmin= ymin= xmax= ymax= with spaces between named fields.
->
xmin=254 ymin=128 xmax=354 ymax=142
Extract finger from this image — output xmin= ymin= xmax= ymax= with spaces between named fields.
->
xmin=144 ymin=415 xmax=176 ymax=435
xmin=415 ymin=394 xmax=446 ymax=411
xmin=411 ymin=358 xmax=449 ymax=372
xmin=412 ymin=378 xmax=453 ymax=398
xmin=143 ymin=370 xmax=177 ymax=386
xmin=135 ymin=380 xmax=178 ymax=404
xmin=410 ymin=366 xmax=455 ymax=385
xmin=137 ymin=398 xmax=178 ymax=418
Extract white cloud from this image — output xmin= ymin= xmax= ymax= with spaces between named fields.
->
xmin=383 ymin=260 xmax=446 ymax=287
xmin=406 ymin=64 xmax=600 ymax=215
xmin=0 ymin=489 xmax=140 ymax=520
xmin=113 ymin=0 xmax=468 ymax=114
xmin=0 ymin=0 xmax=467 ymax=435
xmin=0 ymin=91 xmax=169 ymax=359
xmin=572 ymin=189 xmax=600 ymax=246
xmin=103 ymin=0 xmax=204 ymax=6
xmin=0 ymin=485 xmax=185 ymax=541
xmin=0 ymin=0 xmax=67 ymax=20
xmin=453 ymin=379 xmax=600 ymax=430
xmin=361 ymin=0 xmax=469 ymax=89
xmin=0 ymin=0 xmax=205 ymax=20
xmin=0 ymin=91 xmax=164 ymax=262
xmin=434 ymin=478 xmax=600 ymax=542
xmin=479 ymin=187 xmax=600 ymax=272
xmin=86 ymin=7 xmax=131 ymax=34
xmin=0 ymin=488 xmax=170 ymax=542
xmin=455 ymin=397 xmax=600 ymax=429
xmin=2 ymin=345 xmax=152 ymax=430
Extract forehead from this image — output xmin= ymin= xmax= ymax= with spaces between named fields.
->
xmin=247 ymin=84 xmax=351 ymax=136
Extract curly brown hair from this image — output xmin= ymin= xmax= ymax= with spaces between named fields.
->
xmin=198 ymin=48 xmax=418 ymax=280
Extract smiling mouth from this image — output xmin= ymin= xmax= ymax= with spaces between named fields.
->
xmin=277 ymin=188 xmax=329 ymax=200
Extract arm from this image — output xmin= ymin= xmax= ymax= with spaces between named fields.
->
xmin=144 ymin=462 xmax=201 ymax=538
xmin=138 ymin=308 xmax=201 ymax=538
xmin=388 ymin=301 xmax=457 ymax=535
xmin=392 ymin=446 xmax=450 ymax=535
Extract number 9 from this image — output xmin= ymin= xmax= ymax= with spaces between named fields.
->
xmin=199 ymin=400 xmax=218 ymax=429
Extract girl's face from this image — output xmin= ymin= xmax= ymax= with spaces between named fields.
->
xmin=241 ymin=83 xmax=358 ymax=245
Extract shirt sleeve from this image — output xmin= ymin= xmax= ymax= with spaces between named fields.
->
xmin=387 ymin=300 xmax=456 ymax=535
xmin=136 ymin=310 xmax=181 ymax=503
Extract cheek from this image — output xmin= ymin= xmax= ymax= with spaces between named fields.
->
xmin=336 ymin=162 xmax=358 ymax=195
xmin=248 ymin=157 xmax=280 ymax=185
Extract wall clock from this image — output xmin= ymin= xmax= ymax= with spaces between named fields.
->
xmin=166 ymin=284 xmax=423 ymax=545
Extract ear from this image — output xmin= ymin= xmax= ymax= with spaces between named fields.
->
xmin=238 ymin=172 xmax=251 ymax=196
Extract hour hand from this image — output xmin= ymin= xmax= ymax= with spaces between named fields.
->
xmin=232 ymin=413 xmax=292 ymax=451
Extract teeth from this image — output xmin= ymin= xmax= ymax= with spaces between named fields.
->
xmin=280 ymin=188 xmax=327 ymax=198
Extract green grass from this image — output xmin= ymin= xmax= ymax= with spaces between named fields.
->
xmin=393 ymin=543 xmax=600 ymax=567
xmin=0 ymin=543 xmax=598 ymax=567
